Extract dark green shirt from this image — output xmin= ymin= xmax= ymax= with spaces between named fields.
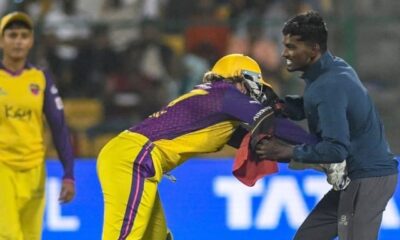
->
xmin=293 ymin=51 xmax=398 ymax=179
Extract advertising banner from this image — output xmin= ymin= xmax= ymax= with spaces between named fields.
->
xmin=43 ymin=158 xmax=400 ymax=240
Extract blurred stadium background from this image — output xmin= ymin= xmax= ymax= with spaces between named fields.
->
xmin=1 ymin=0 xmax=400 ymax=239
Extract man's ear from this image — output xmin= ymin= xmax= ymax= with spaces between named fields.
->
xmin=311 ymin=43 xmax=320 ymax=56
xmin=307 ymin=43 xmax=321 ymax=62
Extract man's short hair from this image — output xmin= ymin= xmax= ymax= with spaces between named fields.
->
xmin=282 ymin=11 xmax=328 ymax=52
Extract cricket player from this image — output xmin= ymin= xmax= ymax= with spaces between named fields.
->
xmin=0 ymin=12 xmax=75 ymax=240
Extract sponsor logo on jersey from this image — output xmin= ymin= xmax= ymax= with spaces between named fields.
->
xmin=253 ymin=106 xmax=273 ymax=122
xmin=197 ymin=83 xmax=212 ymax=89
xmin=4 ymin=104 xmax=32 ymax=121
xmin=29 ymin=83 xmax=40 ymax=95
xmin=55 ymin=97 xmax=64 ymax=110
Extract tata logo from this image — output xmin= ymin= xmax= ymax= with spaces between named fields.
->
xmin=214 ymin=176 xmax=400 ymax=230
xmin=4 ymin=105 xmax=32 ymax=121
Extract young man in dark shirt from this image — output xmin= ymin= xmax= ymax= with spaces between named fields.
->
xmin=256 ymin=11 xmax=398 ymax=240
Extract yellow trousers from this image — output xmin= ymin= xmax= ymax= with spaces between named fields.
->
xmin=97 ymin=131 xmax=167 ymax=240
xmin=0 ymin=161 xmax=46 ymax=240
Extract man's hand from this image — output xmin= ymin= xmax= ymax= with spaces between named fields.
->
xmin=59 ymin=179 xmax=75 ymax=204
xmin=255 ymin=137 xmax=295 ymax=162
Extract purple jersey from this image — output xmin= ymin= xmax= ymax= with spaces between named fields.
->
xmin=130 ymin=81 xmax=264 ymax=141
xmin=129 ymin=81 xmax=266 ymax=171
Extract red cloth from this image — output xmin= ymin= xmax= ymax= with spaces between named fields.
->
xmin=232 ymin=133 xmax=278 ymax=187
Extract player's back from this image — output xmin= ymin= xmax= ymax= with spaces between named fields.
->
xmin=129 ymin=81 xmax=260 ymax=171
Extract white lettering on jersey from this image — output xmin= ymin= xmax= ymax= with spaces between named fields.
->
xmin=51 ymin=85 xmax=59 ymax=94
xmin=253 ymin=106 xmax=273 ymax=122
xmin=55 ymin=97 xmax=64 ymax=110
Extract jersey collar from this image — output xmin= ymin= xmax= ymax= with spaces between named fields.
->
xmin=0 ymin=61 xmax=32 ymax=76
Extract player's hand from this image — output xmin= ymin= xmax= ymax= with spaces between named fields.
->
xmin=59 ymin=179 xmax=75 ymax=204
xmin=255 ymin=138 xmax=294 ymax=162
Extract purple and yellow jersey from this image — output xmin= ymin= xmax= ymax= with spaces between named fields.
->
xmin=129 ymin=81 xmax=265 ymax=172
xmin=0 ymin=63 xmax=74 ymax=179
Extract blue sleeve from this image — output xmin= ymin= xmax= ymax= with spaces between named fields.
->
xmin=293 ymin=82 xmax=349 ymax=164
xmin=221 ymin=87 xmax=265 ymax=124
xmin=43 ymin=70 xmax=75 ymax=180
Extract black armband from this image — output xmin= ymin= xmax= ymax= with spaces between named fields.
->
xmin=249 ymin=106 xmax=275 ymax=151
xmin=227 ymin=126 xmax=248 ymax=149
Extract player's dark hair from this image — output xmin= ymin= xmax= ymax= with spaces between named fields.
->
xmin=282 ymin=11 xmax=328 ymax=52
xmin=3 ymin=20 xmax=32 ymax=33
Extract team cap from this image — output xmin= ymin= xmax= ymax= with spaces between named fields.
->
xmin=0 ymin=11 xmax=33 ymax=35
